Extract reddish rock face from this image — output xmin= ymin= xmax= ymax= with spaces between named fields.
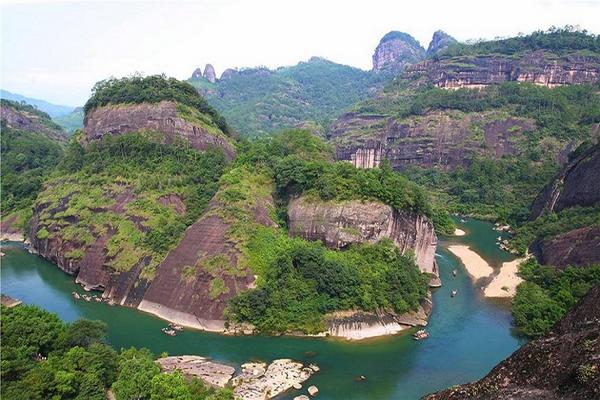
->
xmin=531 ymin=225 xmax=600 ymax=269
xmin=83 ymin=101 xmax=235 ymax=159
xmin=531 ymin=144 xmax=600 ymax=219
xmin=406 ymin=51 xmax=600 ymax=88
xmin=287 ymin=197 xmax=438 ymax=278
xmin=372 ymin=31 xmax=425 ymax=74
xmin=424 ymin=285 xmax=600 ymax=400
xmin=329 ymin=111 xmax=534 ymax=170
xmin=1 ymin=103 xmax=66 ymax=142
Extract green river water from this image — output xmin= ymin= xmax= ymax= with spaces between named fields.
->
xmin=0 ymin=218 xmax=525 ymax=399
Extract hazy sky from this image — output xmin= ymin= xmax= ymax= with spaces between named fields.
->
xmin=2 ymin=0 xmax=599 ymax=106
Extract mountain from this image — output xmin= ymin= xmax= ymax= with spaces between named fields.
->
xmin=0 ymin=89 xmax=75 ymax=118
xmin=328 ymin=28 xmax=600 ymax=224
xmin=424 ymin=284 xmax=600 ymax=400
xmin=1 ymin=99 xmax=66 ymax=215
xmin=53 ymin=107 xmax=84 ymax=133
xmin=188 ymin=57 xmax=384 ymax=136
xmin=426 ymin=30 xmax=457 ymax=56
xmin=372 ymin=31 xmax=426 ymax=74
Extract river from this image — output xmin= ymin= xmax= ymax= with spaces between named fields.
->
xmin=0 ymin=218 xmax=525 ymax=399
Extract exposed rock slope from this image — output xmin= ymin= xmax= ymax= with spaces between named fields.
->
xmin=372 ymin=31 xmax=425 ymax=74
xmin=407 ymin=51 xmax=600 ymax=89
xmin=288 ymin=197 xmax=439 ymax=278
xmin=329 ymin=111 xmax=534 ymax=170
xmin=424 ymin=284 xmax=600 ymax=400
xmin=1 ymin=99 xmax=66 ymax=142
xmin=528 ymin=144 xmax=600 ymax=267
xmin=83 ymin=100 xmax=235 ymax=159
xmin=426 ymin=30 xmax=457 ymax=57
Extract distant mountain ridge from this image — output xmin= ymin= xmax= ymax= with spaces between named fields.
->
xmin=0 ymin=89 xmax=75 ymax=118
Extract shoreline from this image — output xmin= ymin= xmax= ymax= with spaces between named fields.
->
xmin=484 ymin=258 xmax=525 ymax=298
xmin=447 ymin=245 xmax=494 ymax=280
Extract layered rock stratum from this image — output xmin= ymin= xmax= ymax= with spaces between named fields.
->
xmin=83 ymin=100 xmax=235 ymax=159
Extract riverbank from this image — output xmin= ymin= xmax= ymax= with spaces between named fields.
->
xmin=484 ymin=258 xmax=525 ymax=298
xmin=447 ymin=245 xmax=494 ymax=280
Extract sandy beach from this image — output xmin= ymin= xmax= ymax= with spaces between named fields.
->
xmin=447 ymin=245 xmax=494 ymax=280
xmin=484 ymin=258 xmax=525 ymax=298
xmin=453 ymin=228 xmax=466 ymax=236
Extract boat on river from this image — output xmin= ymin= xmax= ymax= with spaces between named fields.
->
xmin=168 ymin=323 xmax=183 ymax=331
xmin=451 ymin=289 xmax=458 ymax=297
xmin=162 ymin=327 xmax=177 ymax=336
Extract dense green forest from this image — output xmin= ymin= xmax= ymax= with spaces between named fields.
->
xmin=223 ymin=129 xmax=435 ymax=333
xmin=84 ymin=75 xmax=229 ymax=134
xmin=512 ymin=260 xmax=600 ymax=337
xmin=189 ymin=58 xmax=383 ymax=136
xmin=438 ymin=26 xmax=600 ymax=57
xmin=53 ymin=108 xmax=84 ymax=133
xmin=1 ymin=304 xmax=232 ymax=400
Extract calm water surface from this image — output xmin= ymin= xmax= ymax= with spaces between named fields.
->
xmin=0 ymin=218 xmax=525 ymax=399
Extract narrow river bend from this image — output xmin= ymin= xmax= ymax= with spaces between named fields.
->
xmin=0 ymin=218 xmax=525 ymax=399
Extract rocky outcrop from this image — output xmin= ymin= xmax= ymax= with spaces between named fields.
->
xmin=157 ymin=356 xmax=318 ymax=400
xmin=406 ymin=51 xmax=600 ymax=89
xmin=426 ymin=31 xmax=457 ymax=57
xmin=530 ymin=226 xmax=600 ymax=268
xmin=329 ymin=111 xmax=534 ymax=170
xmin=203 ymin=64 xmax=217 ymax=83
xmin=424 ymin=284 xmax=600 ymax=400
xmin=287 ymin=197 xmax=438 ymax=277
xmin=220 ymin=68 xmax=238 ymax=80
xmin=83 ymin=100 xmax=235 ymax=159
xmin=531 ymin=144 xmax=600 ymax=219
xmin=372 ymin=31 xmax=425 ymax=74
xmin=0 ymin=101 xmax=66 ymax=142
xmin=191 ymin=68 xmax=204 ymax=79
xmin=325 ymin=293 xmax=432 ymax=340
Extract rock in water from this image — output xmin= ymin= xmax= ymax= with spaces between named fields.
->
xmin=308 ymin=385 xmax=319 ymax=397
xmin=294 ymin=396 xmax=310 ymax=400
xmin=203 ymin=64 xmax=217 ymax=83
xmin=233 ymin=359 xmax=316 ymax=400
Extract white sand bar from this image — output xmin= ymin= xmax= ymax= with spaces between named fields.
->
xmin=447 ymin=245 xmax=494 ymax=280
xmin=484 ymin=258 xmax=525 ymax=298
xmin=454 ymin=228 xmax=466 ymax=236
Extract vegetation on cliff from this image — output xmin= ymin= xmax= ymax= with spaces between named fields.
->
xmin=83 ymin=75 xmax=229 ymax=134
xmin=1 ymin=99 xmax=66 ymax=216
xmin=0 ymin=304 xmax=232 ymax=400
xmin=222 ymin=129 xmax=435 ymax=333
xmin=36 ymin=131 xmax=226 ymax=275
xmin=512 ymin=260 xmax=600 ymax=337
xmin=439 ymin=26 xmax=600 ymax=58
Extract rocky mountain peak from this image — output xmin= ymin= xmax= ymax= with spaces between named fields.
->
xmin=191 ymin=67 xmax=203 ymax=79
xmin=426 ymin=30 xmax=457 ymax=56
xmin=372 ymin=31 xmax=425 ymax=74
xmin=203 ymin=63 xmax=217 ymax=83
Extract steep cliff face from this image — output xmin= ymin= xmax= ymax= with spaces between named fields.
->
xmin=203 ymin=64 xmax=217 ymax=83
xmin=531 ymin=144 xmax=600 ymax=219
xmin=426 ymin=30 xmax=457 ymax=57
xmin=406 ymin=51 xmax=600 ymax=89
xmin=527 ymin=144 xmax=600 ymax=268
xmin=329 ymin=111 xmax=534 ymax=170
xmin=372 ymin=31 xmax=425 ymax=74
xmin=0 ymin=101 xmax=66 ymax=142
xmin=83 ymin=100 xmax=235 ymax=159
xmin=424 ymin=285 xmax=600 ymax=400
xmin=287 ymin=197 xmax=439 ymax=280
xmin=139 ymin=192 xmax=277 ymax=330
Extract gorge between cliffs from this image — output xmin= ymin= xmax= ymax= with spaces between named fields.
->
xmin=1 ymin=216 xmax=524 ymax=399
